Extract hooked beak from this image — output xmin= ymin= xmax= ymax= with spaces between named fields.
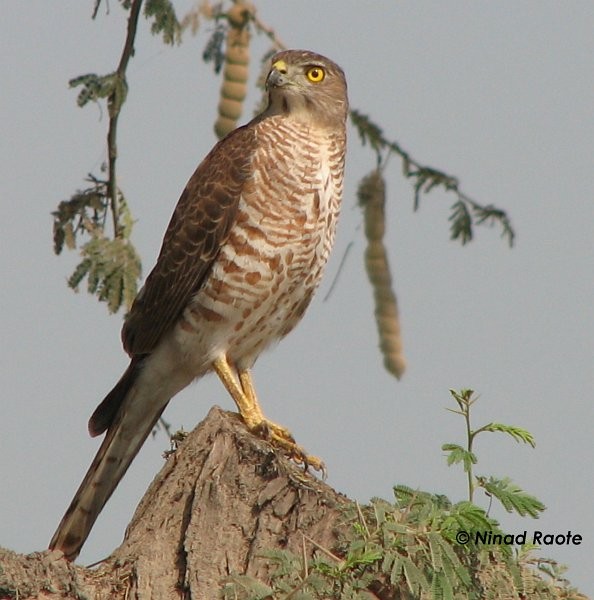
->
xmin=266 ymin=59 xmax=290 ymax=89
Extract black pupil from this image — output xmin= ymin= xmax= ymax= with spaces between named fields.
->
xmin=311 ymin=69 xmax=319 ymax=78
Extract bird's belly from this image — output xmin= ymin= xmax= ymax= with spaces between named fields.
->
xmin=174 ymin=238 xmax=321 ymax=371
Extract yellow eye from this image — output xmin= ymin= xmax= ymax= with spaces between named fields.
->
xmin=306 ymin=66 xmax=325 ymax=83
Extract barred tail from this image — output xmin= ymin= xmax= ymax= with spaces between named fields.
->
xmin=49 ymin=361 xmax=168 ymax=561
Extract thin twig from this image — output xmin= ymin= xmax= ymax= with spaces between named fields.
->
xmin=301 ymin=533 xmax=343 ymax=564
xmin=323 ymin=241 xmax=354 ymax=302
xmin=106 ymin=0 xmax=143 ymax=238
xmin=350 ymin=110 xmax=515 ymax=246
xmin=301 ymin=533 xmax=308 ymax=578
xmin=356 ymin=501 xmax=371 ymax=538
xmin=252 ymin=14 xmax=286 ymax=50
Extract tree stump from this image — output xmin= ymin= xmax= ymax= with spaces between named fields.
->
xmin=0 ymin=407 xmax=349 ymax=599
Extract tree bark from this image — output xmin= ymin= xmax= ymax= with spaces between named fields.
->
xmin=0 ymin=407 xmax=348 ymax=600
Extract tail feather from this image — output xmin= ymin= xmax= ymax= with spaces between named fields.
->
xmin=49 ymin=365 xmax=168 ymax=561
xmin=88 ymin=359 xmax=144 ymax=437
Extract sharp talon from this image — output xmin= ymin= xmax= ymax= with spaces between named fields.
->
xmin=245 ymin=417 xmax=325 ymax=476
xmin=309 ymin=458 xmax=327 ymax=478
xmin=287 ymin=444 xmax=326 ymax=476
xmin=301 ymin=453 xmax=326 ymax=477
xmin=252 ymin=419 xmax=295 ymax=444
xmin=251 ymin=420 xmax=270 ymax=440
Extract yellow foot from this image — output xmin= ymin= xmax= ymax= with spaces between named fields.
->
xmin=250 ymin=417 xmax=294 ymax=444
xmin=213 ymin=355 xmax=326 ymax=474
xmin=249 ymin=418 xmax=325 ymax=474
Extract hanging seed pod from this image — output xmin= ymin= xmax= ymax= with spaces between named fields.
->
xmin=358 ymin=170 xmax=407 ymax=379
xmin=214 ymin=1 xmax=253 ymax=139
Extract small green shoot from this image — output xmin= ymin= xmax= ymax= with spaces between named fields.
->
xmin=442 ymin=389 xmax=545 ymax=518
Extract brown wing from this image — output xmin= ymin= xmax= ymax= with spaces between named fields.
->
xmin=122 ymin=125 xmax=257 ymax=356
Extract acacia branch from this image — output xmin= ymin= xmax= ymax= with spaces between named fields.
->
xmin=350 ymin=109 xmax=516 ymax=246
xmin=106 ymin=0 xmax=143 ymax=238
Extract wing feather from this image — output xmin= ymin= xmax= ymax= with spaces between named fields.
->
xmin=122 ymin=125 xmax=257 ymax=356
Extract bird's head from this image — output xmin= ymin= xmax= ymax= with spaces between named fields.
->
xmin=264 ymin=49 xmax=348 ymax=128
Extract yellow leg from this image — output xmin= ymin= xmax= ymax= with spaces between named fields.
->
xmin=238 ymin=369 xmax=293 ymax=442
xmin=212 ymin=355 xmax=324 ymax=473
xmin=213 ymin=355 xmax=262 ymax=429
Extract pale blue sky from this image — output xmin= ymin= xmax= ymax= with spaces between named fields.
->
xmin=2 ymin=2 xmax=593 ymax=595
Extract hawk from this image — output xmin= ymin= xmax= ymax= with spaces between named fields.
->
xmin=49 ymin=49 xmax=348 ymax=561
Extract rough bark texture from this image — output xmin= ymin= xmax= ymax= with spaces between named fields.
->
xmin=0 ymin=407 xmax=348 ymax=600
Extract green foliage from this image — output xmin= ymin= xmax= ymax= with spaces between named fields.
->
xmin=223 ymin=489 xmax=481 ymax=599
xmin=144 ymin=0 xmax=180 ymax=44
xmin=443 ymin=389 xmax=545 ymax=519
xmin=441 ymin=500 xmax=496 ymax=537
xmin=450 ymin=199 xmax=515 ymax=247
xmin=441 ymin=443 xmax=477 ymax=473
xmin=477 ymin=477 xmax=546 ymax=519
xmin=350 ymin=110 xmax=515 ymax=247
xmin=67 ymin=234 xmax=141 ymax=313
xmin=69 ymin=72 xmax=127 ymax=109
xmin=221 ymin=574 xmax=274 ymax=600
xmin=448 ymin=199 xmax=473 ymax=245
xmin=93 ymin=0 xmax=181 ymax=43
xmin=52 ymin=179 xmax=107 ymax=255
xmin=478 ymin=423 xmax=536 ymax=448
xmin=202 ymin=22 xmax=227 ymax=73
xmin=220 ymin=489 xmax=576 ymax=599
xmin=222 ymin=486 xmax=489 ymax=599
xmin=53 ymin=176 xmax=141 ymax=313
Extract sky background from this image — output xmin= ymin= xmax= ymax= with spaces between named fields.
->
xmin=2 ymin=1 xmax=593 ymax=595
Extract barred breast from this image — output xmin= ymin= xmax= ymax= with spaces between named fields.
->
xmin=176 ymin=115 xmax=345 ymax=373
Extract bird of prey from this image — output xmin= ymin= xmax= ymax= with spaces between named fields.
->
xmin=49 ymin=49 xmax=348 ymax=561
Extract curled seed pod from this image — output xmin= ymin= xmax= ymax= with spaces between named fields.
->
xmin=358 ymin=170 xmax=407 ymax=379
xmin=214 ymin=2 xmax=253 ymax=139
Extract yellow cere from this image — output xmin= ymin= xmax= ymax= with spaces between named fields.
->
xmin=272 ymin=59 xmax=287 ymax=73
xmin=306 ymin=66 xmax=325 ymax=83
